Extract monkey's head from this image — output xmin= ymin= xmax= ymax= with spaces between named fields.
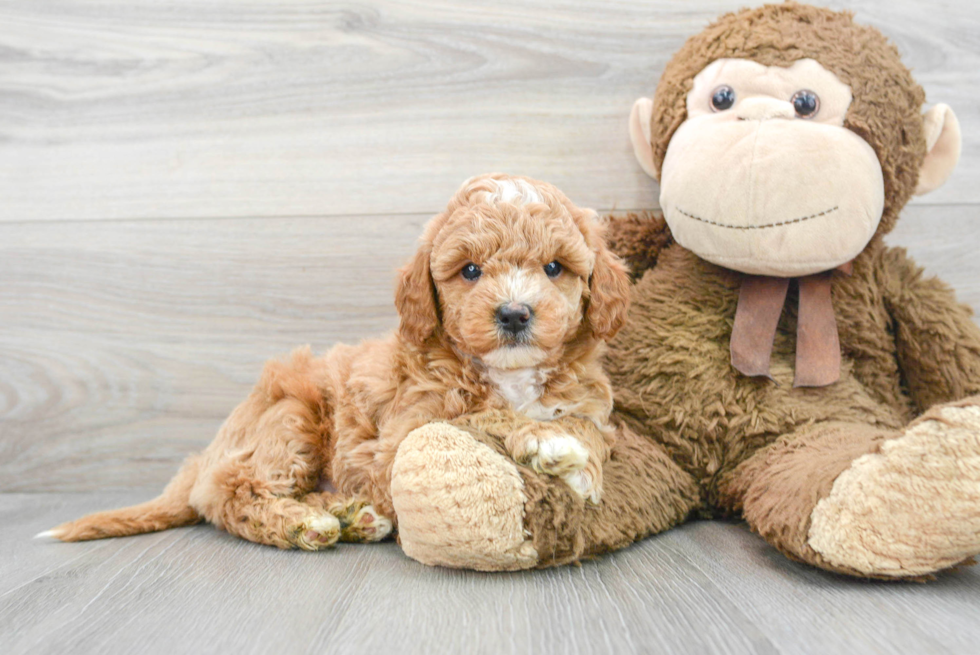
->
xmin=630 ymin=2 xmax=961 ymax=277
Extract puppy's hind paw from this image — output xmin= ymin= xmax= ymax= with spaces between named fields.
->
xmin=290 ymin=513 xmax=341 ymax=551
xmin=335 ymin=503 xmax=393 ymax=543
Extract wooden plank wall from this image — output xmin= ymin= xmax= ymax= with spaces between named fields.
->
xmin=2 ymin=0 xmax=979 ymax=492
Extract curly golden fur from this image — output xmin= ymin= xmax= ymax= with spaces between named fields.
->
xmin=44 ymin=173 xmax=631 ymax=550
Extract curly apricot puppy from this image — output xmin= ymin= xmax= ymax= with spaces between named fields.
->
xmin=40 ymin=173 xmax=630 ymax=550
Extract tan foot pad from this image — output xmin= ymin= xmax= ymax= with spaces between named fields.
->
xmin=290 ymin=513 xmax=341 ymax=551
xmin=333 ymin=502 xmax=393 ymax=543
xmin=809 ymin=404 xmax=980 ymax=577
xmin=391 ymin=423 xmax=538 ymax=571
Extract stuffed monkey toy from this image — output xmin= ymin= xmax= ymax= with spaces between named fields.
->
xmin=390 ymin=2 xmax=980 ymax=578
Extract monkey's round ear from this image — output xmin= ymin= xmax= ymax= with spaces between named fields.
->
xmin=915 ymin=103 xmax=961 ymax=196
xmin=629 ymin=97 xmax=658 ymax=180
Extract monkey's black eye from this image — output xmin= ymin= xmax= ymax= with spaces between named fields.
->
xmin=544 ymin=261 xmax=562 ymax=278
xmin=710 ymin=85 xmax=736 ymax=111
xmin=461 ymin=263 xmax=482 ymax=281
xmin=791 ymin=90 xmax=820 ymax=118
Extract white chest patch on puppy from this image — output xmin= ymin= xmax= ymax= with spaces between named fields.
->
xmin=487 ymin=367 xmax=543 ymax=408
xmin=486 ymin=367 xmax=558 ymax=419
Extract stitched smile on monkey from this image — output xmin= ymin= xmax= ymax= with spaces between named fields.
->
xmin=631 ymin=52 xmax=958 ymax=281
xmin=660 ymin=57 xmax=884 ymax=278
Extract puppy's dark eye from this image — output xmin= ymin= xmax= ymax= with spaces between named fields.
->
xmin=544 ymin=261 xmax=562 ymax=278
xmin=461 ymin=263 xmax=482 ymax=281
xmin=710 ymin=85 xmax=736 ymax=111
xmin=791 ymin=90 xmax=820 ymax=118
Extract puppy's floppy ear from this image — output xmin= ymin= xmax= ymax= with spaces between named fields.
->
xmin=586 ymin=232 xmax=632 ymax=341
xmin=395 ymin=242 xmax=439 ymax=345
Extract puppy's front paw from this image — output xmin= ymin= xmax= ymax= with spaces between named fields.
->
xmin=290 ymin=513 xmax=341 ymax=551
xmin=562 ymin=469 xmax=601 ymax=505
xmin=528 ymin=433 xmax=589 ymax=476
xmin=508 ymin=428 xmax=601 ymax=503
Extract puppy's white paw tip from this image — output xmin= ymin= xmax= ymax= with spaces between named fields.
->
xmin=349 ymin=505 xmax=393 ymax=542
xmin=308 ymin=513 xmax=341 ymax=533
xmin=532 ymin=435 xmax=588 ymax=474
xmin=562 ymin=470 xmax=600 ymax=503
xmin=295 ymin=513 xmax=342 ymax=550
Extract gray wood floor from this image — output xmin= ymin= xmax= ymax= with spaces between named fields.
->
xmin=2 ymin=1 xmax=979 ymax=654
xmin=9 ymin=493 xmax=980 ymax=655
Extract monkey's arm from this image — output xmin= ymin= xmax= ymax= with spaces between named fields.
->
xmin=880 ymin=246 xmax=980 ymax=412
xmin=602 ymin=211 xmax=673 ymax=280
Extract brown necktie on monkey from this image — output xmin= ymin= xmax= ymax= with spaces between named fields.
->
xmin=730 ymin=262 xmax=852 ymax=387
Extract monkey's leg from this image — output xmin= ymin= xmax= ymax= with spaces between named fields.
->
xmin=719 ymin=400 xmax=980 ymax=579
xmin=391 ymin=421 xmax=700 ymax=570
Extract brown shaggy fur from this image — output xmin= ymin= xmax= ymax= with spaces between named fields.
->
xmin=46 ymin=173 xmax=632 ymax=550
xmin=601 ymin=211 xmax=673 ymax=281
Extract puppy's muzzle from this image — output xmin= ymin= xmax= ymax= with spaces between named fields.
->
xmin=496 ymin=302 xmax=533 ymax=337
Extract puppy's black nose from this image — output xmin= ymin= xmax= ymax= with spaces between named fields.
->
xmin=496 ymin=303 xmax=533 ymax=335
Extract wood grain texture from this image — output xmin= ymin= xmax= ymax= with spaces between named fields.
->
xmin=0 ymin=0 xmax=977 ymax=222
xmin=1 ymin=205 xmax=978 ymax=492
xmin=3 ymin=493 xmax=978 ymax=655
xmin=0 ymin=214 xmax=423 ymax=491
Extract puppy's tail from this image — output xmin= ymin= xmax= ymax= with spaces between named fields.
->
xmin=36 ymin=457 xmax=202 ymax=542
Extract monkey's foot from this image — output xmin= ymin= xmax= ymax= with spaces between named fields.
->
xmin=391 ymin=422 xmax=538 ymax=571
xmin=808 ymin=398 xmax=980 ymax=577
